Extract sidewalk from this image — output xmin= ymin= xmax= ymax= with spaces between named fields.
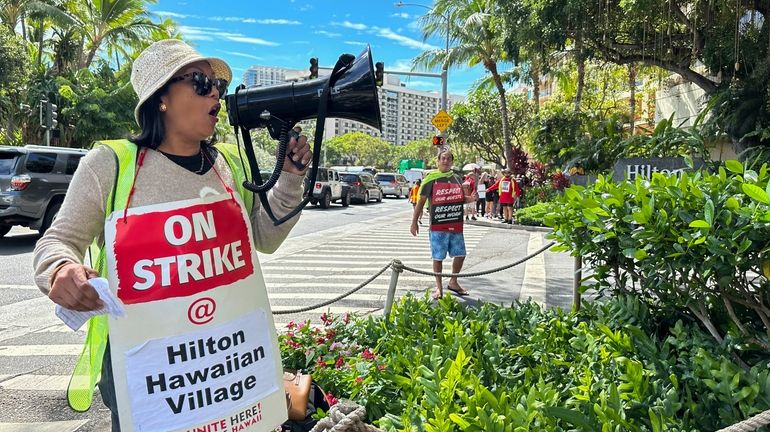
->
xmin=445 ymin=217 xmax=577 ymax=311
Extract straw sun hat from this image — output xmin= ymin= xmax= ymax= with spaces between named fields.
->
xmin=130 ymin=39 xmax=232 ymax=126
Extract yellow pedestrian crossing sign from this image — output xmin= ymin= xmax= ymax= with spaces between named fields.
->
xmin=431 ymin=110 xmax=453 ymax=132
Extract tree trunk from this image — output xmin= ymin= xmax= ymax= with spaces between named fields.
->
xmin=575 ymin=34 xmax=585 ymax=112
xmin=532 ymin=66 xmax=541 ymax=113
xmin=628 ymin=64 xmax=637 ymax=135
xmin=487 ymin=62 xmax=512 ymax=169
xmin=20 ymin=13 xmax=26 ymax=41
xmin=36 ymin=22 xmax=43 ymax=66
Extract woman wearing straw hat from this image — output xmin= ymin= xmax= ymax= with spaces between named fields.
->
xmin=33 ymin=40 xmax=310 ymax=430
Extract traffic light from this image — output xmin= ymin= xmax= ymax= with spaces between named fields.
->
xmin=432 ymin=135 xmax=444 ymax=146
xmin=309 ymin=57 xmax=319 ymax=79
xmin=374 ymin=61 xmax=384 ymax=86
xmin=46 ymin=101 xmax=58 ymax=130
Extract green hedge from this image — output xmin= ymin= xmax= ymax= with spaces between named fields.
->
xmin=516 ymin=201 xmax=555 ymax=226
xmin=279 ymin=296 xmax=770 ymax=431
xmin=545 ymin=161 xmax=770 ymax=360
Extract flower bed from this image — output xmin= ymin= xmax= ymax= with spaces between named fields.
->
xmin=279 ymin=295 xmax=770 ymax=430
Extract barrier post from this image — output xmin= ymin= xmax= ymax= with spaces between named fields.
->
xmin=384 ymin=259 xmax=402 ymax=319
xmin=573 ymin=255 xmax=582 ymax=311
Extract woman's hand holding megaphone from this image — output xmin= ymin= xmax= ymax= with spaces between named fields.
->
xmin=283 ymin=134 xmax=312 ymax=175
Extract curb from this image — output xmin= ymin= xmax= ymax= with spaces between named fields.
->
xmin=466 ymin=219 xmax=553 ymax=233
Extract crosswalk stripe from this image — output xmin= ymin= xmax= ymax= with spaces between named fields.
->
xmin=0 ymin=344 xmax=82 ymax=356
xmin=264 ymin=274 xmax=435 ymax=281
xmin=0 ymin=420 xmax=88 ymax=432
xmin=0 ymin=374 xmax=71 ymax=391
xmin=269 ymin=293 xmax=388 ymax=301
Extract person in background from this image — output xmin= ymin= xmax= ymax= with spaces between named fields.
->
xmin=464 ymin=172 xmax=477 ymax=221
xmin=496 ymin=170 xmax=517 ymax=224
xmin=410 ymin=148 xmax=476 ymax=300
xmin=484 ymin=173 xmax=495 ymax=218
xmin=409 ymin=178 xmax=423 ymax=225
xmin=486 ymin=172 xmax=500 ymax=219
xmin=476 ymin=172 xmax=488 ymax=217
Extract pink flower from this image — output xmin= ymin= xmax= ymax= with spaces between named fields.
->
xmin=324 ymin=393 xmax=338 ymax=406
xmin=343 ymin=313 xmax=351 ymax=324
xmin=377 ymin=364 xmax=386 ymax=371
xmin=362 ymin=348 xmax=375 ymax=360
xmin=321 ymin=313 xmax=333 ymax=326
xmin=286 ymin=321 xmax=297 ymax=330
xmin=287 ymin=340 xmax=300 ymax=349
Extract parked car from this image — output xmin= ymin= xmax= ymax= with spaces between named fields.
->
xmin=403 ymin=168 xmax=426 ymax=185
xmin=374 ymin=172 xmax=410 ymax=198
xmin=0 ymin=145 xmax=88 ymax=237
xmin=305 ymin=167 xmax=350 ymax=208
xmin=340 ymin=172 xmax=383 ymax=204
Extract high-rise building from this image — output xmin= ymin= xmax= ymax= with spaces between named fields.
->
xmin=324 ymin=74 xmax=464 ymax=146
xmin=240 ymin=66 xmax=463 ymax=145
xmin=242 ymin=66 xmax=294 ymax=87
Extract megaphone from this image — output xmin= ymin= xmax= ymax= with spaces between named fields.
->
xmin=224 ymin=46 xmax=383 ymax=226
xmin=226 ymin=46 xmax=382 ymax=138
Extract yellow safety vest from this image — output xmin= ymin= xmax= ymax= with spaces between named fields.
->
xmin=66 ymin=139 xmax=252 ymax=411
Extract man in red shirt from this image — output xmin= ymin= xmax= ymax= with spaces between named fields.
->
xmin=410 ymin=149 xmax=477 ymax=299
xmin=497 ymin=170 xmax=517 ymax=224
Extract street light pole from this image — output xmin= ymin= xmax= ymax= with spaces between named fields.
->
xmin=395 ymin=1 xmax=449 ymax=112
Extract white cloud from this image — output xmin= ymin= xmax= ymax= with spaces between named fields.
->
xmin=377 ymin=28 xmax=437 ymax=50
xmin=390 ymin=59 xmax=415 ymax=72
xmin=221 ymin=51 xmax=263 ymax=61
xmin=315 ymin=30 xmax=341 ymax=38
xmin=255 ymin=19 xmax=301 ymax=25
xmin=391 ymin=12 xmax=411 ymax=19
xmin=407 ymin=20 xmax=423 ymax=32
xmin=178 ymin=26 xmax=279 ymax=46
xmin=343 ymin=41 xmax=368 ymax=46
xmin=333 ymin=20 xmax=368 ymax=30
xmin=154 ymin=11 xmax=194 ymax=19
xmin=226 ymin=36 xmax=280 ymax=46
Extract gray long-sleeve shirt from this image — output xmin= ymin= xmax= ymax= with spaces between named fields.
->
xmin=33 ymin=145 xmax=303 ymax=294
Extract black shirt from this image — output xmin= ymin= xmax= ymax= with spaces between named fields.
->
xmin=159 ymin=146 xmax=218 ymax=175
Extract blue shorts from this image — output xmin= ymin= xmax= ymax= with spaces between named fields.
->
xmin=429 ymin=231 xmax=466 ymax=261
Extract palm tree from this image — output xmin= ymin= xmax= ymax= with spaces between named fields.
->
xmin=413 ymin=0 xmax=515 ymax=167
xmin=62 ymin=0 xmax=159 ymax=69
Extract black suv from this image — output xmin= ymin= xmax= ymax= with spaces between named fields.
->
xmin=0 ymin=145 xmax=88 ymax=237
xmin=339 ymin=172 xmax=383 ymax=204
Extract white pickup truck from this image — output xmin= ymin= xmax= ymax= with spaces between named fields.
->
xmin=305 ymin=167 xmax=350 ymax=208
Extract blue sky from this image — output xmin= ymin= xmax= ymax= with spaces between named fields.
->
xmin=149 ymin=0 xmax=489 ymax=96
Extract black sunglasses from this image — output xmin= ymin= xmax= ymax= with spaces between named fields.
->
xmin=169 ymin=71 xmax=228 ymax=98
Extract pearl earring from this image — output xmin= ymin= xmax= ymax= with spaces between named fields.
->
xmin=160 ymin=103 xmax=167 ymax=112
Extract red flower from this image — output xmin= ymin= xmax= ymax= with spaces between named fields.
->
xmin=325 ymin=329 xmax=336 ymax=340
xmin=317 ymin=337 xmax=326 ymax=344
xmin=324 ymin=392 xmax=338 ymax=406
xmin=286 ymin=321 xmax=297 ymax=330
xmin=316 ymin=358 xmax=326 ymax=368
xmin=343 ymin=313 xmax=351 ymax=324
xmin=335 ymin=357 xmax=345 ymax=368
xmin=355 ymin=376 xmax=364 ymax=384
xmin=377 ymin=364 xmax=386 ymax=371
xmin=362 ymin=348 xmax=375 ymax=360
xmin=286 ymin=332 xmax=294 ymax=338
xmin=287 ymin=340 xmax=300 ymax=349
xmin=321 ymin=313 xmax=333 ymax=326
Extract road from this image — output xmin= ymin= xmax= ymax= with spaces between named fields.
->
xmin=0 ymin=197 xmax=494 ymax=431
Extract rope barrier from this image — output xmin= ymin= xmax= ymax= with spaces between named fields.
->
xmin=273 ymin=263 xmax=392 ymax=315
xmin=717 ymin=409 xmax=770 ymax=432
xmin=272 ymin=241 xmax=558 ymax=315
xmin=396 ymin=241 xmax=556 ymax=278
xmin=310 ymin=401 xmax=382 ymax=432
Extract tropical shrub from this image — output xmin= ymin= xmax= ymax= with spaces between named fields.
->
xmin=546 ymin=160 xmax=770 ymax=359
xmin=516 ymin=201 xmax=554 ymax=226
xmin=279 ymin=295 xmax=770 ymax=431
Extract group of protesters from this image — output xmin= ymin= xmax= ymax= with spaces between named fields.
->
xmin=465 ymin=168 xmax=522 ymax=225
